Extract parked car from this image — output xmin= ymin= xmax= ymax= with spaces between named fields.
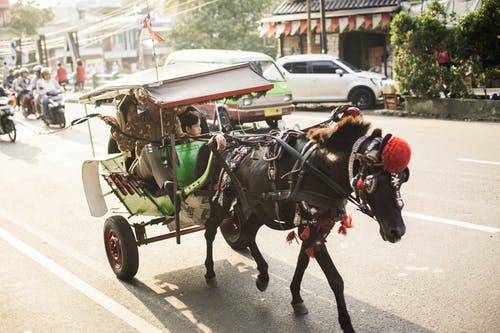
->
xmin=275 ymin=54 xmax=386 ymax=108
xmin=165 ymin=49 xmax=294 ymax=129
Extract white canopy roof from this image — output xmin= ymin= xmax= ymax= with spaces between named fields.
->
xmin=79 ymin=62 xmax=274 ymax=108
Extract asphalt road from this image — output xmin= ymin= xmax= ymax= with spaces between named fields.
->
xmin=0 ymin=104 xmax=498 ymax=333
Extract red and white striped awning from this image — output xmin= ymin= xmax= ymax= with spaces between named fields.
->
xmin=261 ymin=12 xmax=392 ymax=38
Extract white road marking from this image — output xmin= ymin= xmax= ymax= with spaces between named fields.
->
xmin=347 ymin=203 xmax=499 ymax=234
xmin=458 ymin=158 xmax=500 ymax=166
xmin=402 ymin=211 xmax=499 ymax=234
xmin=0 ymin=226 xmax=165 ymax=333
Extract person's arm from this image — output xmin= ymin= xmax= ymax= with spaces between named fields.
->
xmin=101 ymin=115 xmax=135 ymax=153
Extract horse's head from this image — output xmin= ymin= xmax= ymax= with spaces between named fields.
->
xmin=308 ymin=116 xmax=411 ymax=243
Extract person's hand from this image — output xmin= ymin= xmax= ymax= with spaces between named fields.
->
xmin=99 ymin=115 xmax=120 ymax=131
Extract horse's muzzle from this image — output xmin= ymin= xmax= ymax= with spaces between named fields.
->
xmin=380 ymin=224 xmax=406 ymax=243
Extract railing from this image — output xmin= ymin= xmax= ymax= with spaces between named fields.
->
xmin=69 ymin=71 xmax=130 ymax=90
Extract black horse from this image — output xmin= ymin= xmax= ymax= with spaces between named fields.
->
xmin=202 ymin=112 xmax=410 ymax=332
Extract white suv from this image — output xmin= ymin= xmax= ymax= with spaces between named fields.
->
xmin=276 ymin=54 xmax=386 ymax=108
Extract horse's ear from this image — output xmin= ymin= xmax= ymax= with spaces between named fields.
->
xmin=369 ymin=128 xmax=383 ymax=139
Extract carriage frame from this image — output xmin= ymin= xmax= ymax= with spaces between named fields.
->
xmin=79 ymin=62 xmax=275 ymax=279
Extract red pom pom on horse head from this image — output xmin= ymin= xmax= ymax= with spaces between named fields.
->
xmin=381 ymin=136 xmax=411 ymax=173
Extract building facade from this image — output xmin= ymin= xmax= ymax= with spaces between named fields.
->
xmin=260 ymin=0 xmax=400 ymax=77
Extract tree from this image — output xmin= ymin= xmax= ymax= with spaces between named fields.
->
xmin=390 ymin=0 xmax=466 ymax=98
xmin=451 ymin=0 xmax=500 ymax=87
xmin=8 ymin=0 xmax=54 ymax=36
xmin=165 ymin=0 xmax=279 ymax=57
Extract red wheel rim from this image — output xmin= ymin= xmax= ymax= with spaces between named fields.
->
xmin=106 ymin=230 xmax=122 ymax=269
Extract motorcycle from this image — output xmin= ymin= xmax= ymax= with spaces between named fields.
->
xmin=41 ymin=91 xmax=66 ymax=128
xmin=0 ymin=96 xmax=16 ymax=142
xmin=21 ymin=91 xmax=38 ymax=118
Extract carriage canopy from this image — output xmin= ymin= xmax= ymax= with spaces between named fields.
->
xmin=78 ymin=62 xmax=274 ymax=108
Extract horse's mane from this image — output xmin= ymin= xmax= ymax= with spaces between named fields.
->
xmin=307 ymin=116 xmax=371 ymax=152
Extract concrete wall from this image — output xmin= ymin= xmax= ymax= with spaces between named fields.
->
xmin=404 ymin=97 xmax=500 ymax=121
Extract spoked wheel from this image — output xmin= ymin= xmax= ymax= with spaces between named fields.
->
xmin=3 ymin=119 xmax=16 ymax=142
xmin=103 ymin=215 xmax=139 ymax=280
xmin=220 ymin=204 xmax=248 ymax=251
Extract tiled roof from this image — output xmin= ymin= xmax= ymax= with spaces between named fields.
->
xmin=273 ymin=0 xmax=400 ymax=15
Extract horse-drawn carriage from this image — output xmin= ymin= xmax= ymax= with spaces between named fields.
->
xmin=79 ymin=61 xmax=411 ymax=333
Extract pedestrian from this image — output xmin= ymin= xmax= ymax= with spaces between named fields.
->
xmin=75 ymin=59 xmax=86 ymax=92
xmin=55 ymin=62 xmax=68 ymax=91
xmin=2 ymin=61 xmax=9 ymax=82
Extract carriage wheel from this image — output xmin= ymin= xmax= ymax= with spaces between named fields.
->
xmin=103 ymin=215 xmax=139 ymax=280
xmin=220 ymin=204 xmax=248 ymax=251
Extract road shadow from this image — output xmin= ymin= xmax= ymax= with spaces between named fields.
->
xmin=0 ymin=139 xmax=41 ymax=164
xmin=122 ymin=256 xmax=433 ymax=333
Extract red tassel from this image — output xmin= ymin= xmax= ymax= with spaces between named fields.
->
xmin=338 ymin=214 xmax=353 ymax=236
xmin=305 ymin=246 xmax=316 ymax=258
xmin=300 ymin=226 xmax=310 ymax=240
xmin=286 ymin=231 xmax=298 ymax=244
xmin=356 ymin=177 xmax=365 ymax=190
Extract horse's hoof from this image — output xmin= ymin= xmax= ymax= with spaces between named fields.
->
xmin=256 ymin=277 xmax=269 ymax=292
xmin=292 ymin=302 xmax=309 ymax=315
xmin=205 ymin=277 xmax=218 ymax=288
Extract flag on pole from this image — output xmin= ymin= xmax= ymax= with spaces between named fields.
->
xmin=143 ymin=14 xmax=164 ymax=42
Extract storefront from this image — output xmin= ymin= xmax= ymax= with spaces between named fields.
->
xmin=260 ymin=0 xmax=400 ymax=77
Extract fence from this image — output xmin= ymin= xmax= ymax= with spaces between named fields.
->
xmin=71 ymin=71 xmax=129 ymax=90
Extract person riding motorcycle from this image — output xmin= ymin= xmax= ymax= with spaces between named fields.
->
xmin=12 ymin=67 xmax=30 ymax=110
xmin=29 ymin=65 xmax=43 ymax=116
xmin=36 ymin=67 xmax=62 ymax=123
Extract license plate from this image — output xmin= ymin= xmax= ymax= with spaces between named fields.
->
xmin=264 ymin=108 xmax=282 ymax=117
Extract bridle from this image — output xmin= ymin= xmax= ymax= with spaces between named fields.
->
xmin=348 ymin=134 xmax=409 ymax=218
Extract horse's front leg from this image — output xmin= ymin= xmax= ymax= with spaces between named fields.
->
xmin=204 ymin=211 xmax=218 ymax=287
xmin=204 ymin=201 xmax=230 ymax=288
xmin=315 ymin=243 xmax=355 ymax=333
xmin=246 ymin=216 xmax=268 ymax=291
xmin=290 ymin=242 xmax=310 ymax=315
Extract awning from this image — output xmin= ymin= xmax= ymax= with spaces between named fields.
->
xmin=79 ymin=62 xmax=274 ymax=108
xmin=261 ymin=9 xmax=394 ymax=37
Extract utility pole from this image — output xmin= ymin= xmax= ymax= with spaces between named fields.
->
xmin=306 ymin=0 xmax=312 ymax=54
xmin=320 ymin=0 xmax=327 ymax=54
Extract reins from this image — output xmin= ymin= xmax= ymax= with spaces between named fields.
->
xmin=71 ymin=112 xmax=213 ymax=144
xmin=272 ymin=136 xmax=372 ymax=217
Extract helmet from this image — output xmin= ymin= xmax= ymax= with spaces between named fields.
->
xmin=20 ymin=67 xmax=29 ymax=74
xmin=33 ymin=65 xmax=42 ymax=72
xmin=41 ymin=67 xmax=51 ymax=75
xmin=13 ymin=69 xmax=20 ymax=76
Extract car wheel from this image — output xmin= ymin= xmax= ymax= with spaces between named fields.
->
xmin=349 ymin=88 xmax=375 ymax=109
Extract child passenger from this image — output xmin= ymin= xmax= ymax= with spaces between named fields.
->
xmin=179 ymin=109 xmax=202 ymax=140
